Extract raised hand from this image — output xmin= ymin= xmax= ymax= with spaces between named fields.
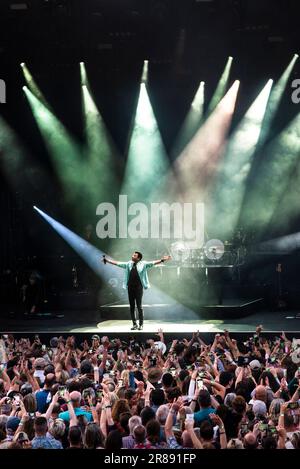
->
xmin=162 ymin=255 xmax=171 ymax=262
xmin=171 ymin=397 xmax=184 ymax=413
xmin=103 ymin=393 xmax=111 ymax=408
xmin=280 ymin=377 xmax=288 ymax=391
xmin=52 ymin=392 xmax=60 ymax=404
xmin=194 ymin=386 xmax=200 ymax=399
xmin=184 ymin=418 xmax=195 ymax=431
xmin=13 ymin=365 xmax=20 ymax=377
xmin=280 ymin=402 xmax=290 ymax=413
xmin=143 ymin=387 xmax=151 ymax=402
xmin=276 ymin=426 xmax=287 ymax=438
xmin=19 ymin=400 xmax=28 ymax=418
xmin=136 ymin=381 xmax=145 ymax=391
xmin=224 ymin=350 xmax=233 ymax=361
xmin=209 ymin=414 xmax=223 ymax=427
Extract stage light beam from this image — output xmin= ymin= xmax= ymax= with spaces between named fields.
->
xmin=242 ymin=109 xmax=300 ymax=235
xmin=80 ymin=62 xmax=89 ymax=88
xmin=172 ymin=81 xmax=205 ymax=158
xmin=258 ymin=54 xmax=299 ymax=146
xmin=0 ymin=114 xmax=49 ymax=196
xmin=81 ymin=82 xmax=120 ymax=204
xmin=174 ymin=80 xmax=240 ymax=203
xmin=34 ymin=206 xmax=196 ymax=314
xmin=209 ymin=79 xmax=273 ymax=239
xmin=208 ymin=56 xmax=233 ymax=115
xmin=121 ymin=82 xmax=169 ymax=203
xmin=23 ymin=86 xmax=83 ymax=205
xmin=110 ymin=78 xmax=170 ymax=257
xmin=141 ymin=60 xmax=149 ymax=84
xmin=20 ymin=62 xmax=48 ymax=107
xmin=259 ymin=232 xmax=300 ymax=254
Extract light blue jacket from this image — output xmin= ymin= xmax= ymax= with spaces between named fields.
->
xmin=117 ymin=260 xmax=155 ymax=290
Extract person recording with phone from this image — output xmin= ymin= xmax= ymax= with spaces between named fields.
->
xmin=101 ymin=251 xmax=171 ymax=330
xmin=58 ymin=390 xmax=93 ymax=424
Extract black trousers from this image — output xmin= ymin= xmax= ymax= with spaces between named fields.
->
xmin=128 ymin=284 xmax=144 ymax=325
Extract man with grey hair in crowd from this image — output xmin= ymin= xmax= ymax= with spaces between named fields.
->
xmin=122 ymin=415 xmax=142 ymax=449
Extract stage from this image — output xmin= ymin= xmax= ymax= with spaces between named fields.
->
xmin=2 ymin=305 xmax=300 ymax=335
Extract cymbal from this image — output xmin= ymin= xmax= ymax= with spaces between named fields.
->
xmin=204 ymin=239 xmax=225 ymax=260
xmin=170 ymin=241 xmax=190 ymax=262
xmin=207 ymin=246 xmax=223 ymax=252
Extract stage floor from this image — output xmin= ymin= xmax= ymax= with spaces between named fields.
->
xmin=1 ymin=308 xmax=300 ymax=334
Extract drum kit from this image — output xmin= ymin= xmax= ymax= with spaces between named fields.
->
xmin=168 ymin=232 xmax=248 ymax=268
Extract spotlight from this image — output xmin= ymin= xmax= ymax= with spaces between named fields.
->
xmin=80 ymin=62 xmax=88 ymax=87
xmin=141 ymin=60 xmax=149 ymax=84
xmin=208 ymin=56 xmax=234 ymax=114
xmin=210 ymin=79 xmax=273 ymax=239
xmin=21 ymin=63 xmax=48 ymax=106
xmin=172 ymin=81 xmax=205 ymax=157
xmin=80 ymin=73 xmax=119 ymax=208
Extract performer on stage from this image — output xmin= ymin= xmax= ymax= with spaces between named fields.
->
xmin=102 ymin=251 xmax=171 ymax=330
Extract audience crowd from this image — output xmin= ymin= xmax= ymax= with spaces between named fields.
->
xmin=0 ymin=326 xmax=300 ymax=450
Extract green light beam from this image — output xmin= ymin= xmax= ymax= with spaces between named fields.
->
xmin=20 ymin=62 xmax=48 ymax=107
xmin=174 ymin=80 xmax=240 ymax=204
xmin=0 ymin=114 xmax=50 ymax=197
xmin=107 ymin=82 xmax=170 ymax=258
xmin=23 ymin=86 xmax=84 ymax=205
xmin=172 ymin=81 xmax=205 ymax=158
xmin=208 ymin=79 xmax=273 ymax=239
xmin=80 ymin=61 xmax=89 ymax=88
xmin=81 ymin=83 xmax=120 ymax=203
xmin=258 ymin=54 xmax=299 ymax=146
xmin=207 ymin=56 xmax=233 ymax=115
xmin=242 ymin=110 xmax=300 ymax=236
xmin=121 ymin=83 xmax=169 ymax=203
xmin=135 ymin=80 xmax=240 ymax=262
xmin=141 ymin=60 xmax=149 ymax=84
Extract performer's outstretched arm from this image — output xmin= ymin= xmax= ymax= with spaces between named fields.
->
xmin=148 ymin=255 xmax=172 ymax=268
xmin=101 ymin=256 xmax=127 ymax=269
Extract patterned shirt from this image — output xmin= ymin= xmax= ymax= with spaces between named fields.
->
xmin=31 ymin=436 xmax=63 ymax=449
